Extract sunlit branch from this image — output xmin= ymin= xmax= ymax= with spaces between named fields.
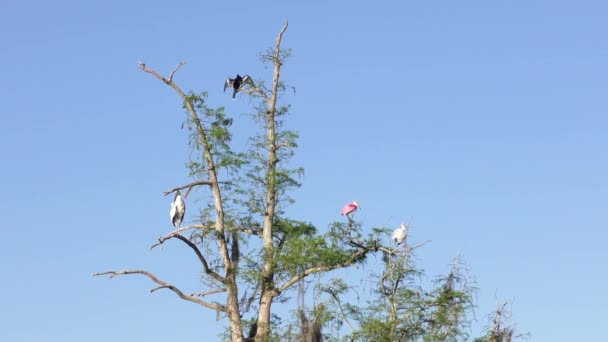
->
xmin=150 ymin=224 xmax=213 ymax=250
xmin=191 ymin=288 xmax=227 ymax=297
xmin=92 ymin=270 xmax=225 ymax=312
xmin=163 ymin=180 xmax=214 ymax=198
xmin=169 ymin=61 xmax=186 ymax=83
xmin=174 ymin=234 xmax=226 ymax=283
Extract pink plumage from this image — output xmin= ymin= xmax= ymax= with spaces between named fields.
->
xmin=340 ymin=200 xmax=359 ymax=216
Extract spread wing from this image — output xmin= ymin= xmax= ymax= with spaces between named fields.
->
xmin=241 ymin=75 xmax=255 ymax=88
xmin=224 ymin=77 xmax=234 ymax=92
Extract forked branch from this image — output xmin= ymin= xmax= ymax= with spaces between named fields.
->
xmin=169 ymin=62 xmax=186 ymax=82
xmin=92 ymin=270 xmax=226 ymax=312
xmin=150 ymin=224 xmax=213 ymax=249
xmin=163 ymin=180 xmax=215 ymax=197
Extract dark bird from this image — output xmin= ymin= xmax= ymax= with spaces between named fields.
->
xmin=170 ymin=190 xmax=186 ymax=228
xmin=224 ymin=74 xmax=254 ymax=99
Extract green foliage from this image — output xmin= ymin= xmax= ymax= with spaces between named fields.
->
xmin=310 ymin=252 xmax=478 ymax=342
xmin=183 ymin=91 xmax=245 ymax=178
xmin=165 ymin=38 xmax=522 ymax=342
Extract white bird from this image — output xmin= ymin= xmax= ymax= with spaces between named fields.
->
xmin=170 ymin=190 xmax=186 ymax=228
xmin=391 ymin=223 xmax=408 ymax=245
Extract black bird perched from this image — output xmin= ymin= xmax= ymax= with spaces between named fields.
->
xmin=224 ymin=74 xmax=254 ymax=99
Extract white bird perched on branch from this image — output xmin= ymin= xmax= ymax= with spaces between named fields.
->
xmin=391 ymin=223 xmax=408 ymax=245
xmin=170 ymin=190 xmax=186 ymax=228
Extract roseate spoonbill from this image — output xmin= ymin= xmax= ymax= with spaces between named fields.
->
xmin=340 ymin=200 xmax=359 ymax=216
xmin=170 ymin=190 xmax=186 ymax=228
xmin=391 ymin=223 xmax=408 ymax=245
xmin=224 ymin=74 xmax=255 ymax=99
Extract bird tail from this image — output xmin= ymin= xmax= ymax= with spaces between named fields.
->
xmin=232 ymin=89 xmax=237 ymax=99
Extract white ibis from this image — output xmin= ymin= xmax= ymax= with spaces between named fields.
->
xmin=340 ymin=200 xmax=359 ymax=217
xmin=170 ymin=190 xmax=186 ymax=228
xmin=224 ymin=74 xmax=255 ymax=99
xmin=391 ymin=223 xmax=408 ymax=245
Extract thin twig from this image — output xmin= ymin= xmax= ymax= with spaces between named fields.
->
xmin=190 ymin=288 xmax=227 ymax=297
xmin=163 ymin=180 xmax=215 ymax=197
xmin=174 ymin=234 xmax=226 ymax=283
xmin=149 ymin=225 xmax=213 ymax=250
xmin=238 ymin=87 xmax=270 ymax=103
xmin=92 ymin=270 xmax=225 ymax=312
xmin=169 ymin=62 xmax=186 ymax=82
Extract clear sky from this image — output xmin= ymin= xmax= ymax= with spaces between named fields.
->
xmin=1 ymin=0 xmax=607 ymax=341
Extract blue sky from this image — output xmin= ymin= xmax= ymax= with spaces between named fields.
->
xmin=1 ymin=0 xmax=607 ymax=340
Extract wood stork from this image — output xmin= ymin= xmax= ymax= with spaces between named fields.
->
xmin=170 ymin=190 xmax=186 ymax=228
xmin=224 ymin=74 xmax=254 ymax=99
xmin=340 ymin=200 xmax=359 ymax=217
xmin=391 ymin=223 xmax=408 ymax=245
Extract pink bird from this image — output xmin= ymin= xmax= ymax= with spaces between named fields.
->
xmin=340 ymin=200 xmax=359 ymax=216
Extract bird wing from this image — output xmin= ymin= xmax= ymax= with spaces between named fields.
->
xmin=340 ymin=204 xmax=354 ymax=215
xmin=175 ymin=194 xmax=186 ymax=213
xmin=391 ymin=229 xmax=399 ymax=241
xmin=170 ymin=193 xmax=186 ymax=227
xmin=241 ymin=75 xmax=255 ymax=88
xmin=170 ymin=202 xmax=177 ymax=223
xmin=224 ymin=77 xmax=233 ymax=92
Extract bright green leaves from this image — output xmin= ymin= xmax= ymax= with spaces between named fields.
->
xmin=270 ymin=219 xmax=354 ymax=281
xmin=182 ymin=91 xmax=245 ymax=176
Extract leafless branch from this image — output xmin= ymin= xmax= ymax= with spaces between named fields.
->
xmin=92 ymin=270 xmax=225 ymax=312
xmin=139 ymin=62 xmax=173 ymax=85
xmin=276 ymin=21 xmax=289 ymax=59
xmin=150 ymin=224 xmax=214 ymax=250
xmin=190 ymin=288 xmax=227 ymax=297
xmin=238 ymin=87 xmax=271 ymax=104
xmin=169 ymin=61 xmax=186 ymax=82
xmin=174 ymin=234 xmax=226 ymax=283
xmin=163 ymin=179 xmax=214 ymax=197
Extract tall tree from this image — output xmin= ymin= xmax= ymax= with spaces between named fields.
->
xmin=94 ymin=22 xmax=522 ymax=342
xmin=94 ymin=22 xmax=398 ymax=342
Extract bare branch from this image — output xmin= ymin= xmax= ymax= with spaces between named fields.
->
xmin=92 ymin=270 xmax=225 ymax=312
xmin=148 ymin=227 xmax=225 ymax=283
xmin=190 ymin=288 xmax=227 ymax=297
xmin=150 ymin=224 xmax=261 ymax=252
xmin=238 ymin=87 xmax=271 ymax=104
xmin=139 ymin=62 xmax=172 ymax=85
xmin=150 ymin=224 xmax=213 ymax=250
xmin=163 ymin=180 xmax=214 ymax=197
xmin=169 ymin=61 xmax=186 ymax=82
xmin=276 ymin=20 xmax=289 ymax=55
xmin=174 ymin=234 xmax=226 ymax=283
